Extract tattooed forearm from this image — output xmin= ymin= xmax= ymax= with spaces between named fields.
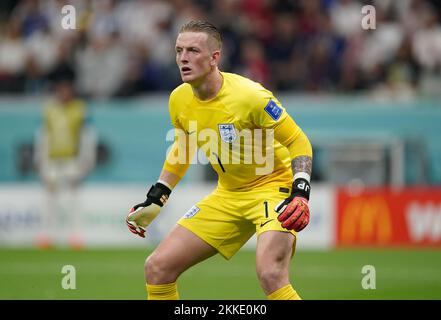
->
xmin=291 ymin=156 xmax=312 ymax=176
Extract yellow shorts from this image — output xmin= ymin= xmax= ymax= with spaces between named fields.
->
xmin=177 ymin=186 xmax=297 ymax=260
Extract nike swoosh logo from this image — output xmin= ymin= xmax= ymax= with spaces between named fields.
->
xmin=186 ymin=130 xmax=196 ymax=135
xmin=260 ymin=219 xmax=274 ymax=228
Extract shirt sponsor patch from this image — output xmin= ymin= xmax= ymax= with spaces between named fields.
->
xmin=264 ymin=100 xmax=283 ymax=120
xmin=183 ymin=205 xmax=200 ymax=219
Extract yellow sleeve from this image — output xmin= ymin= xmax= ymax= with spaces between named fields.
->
xmin=250 ymin=92 xmax=312 ymax=159
xmin=162 ymin=90 xmax=197 ymax=178
xmin=251 ymin=96 xmax=288 ymax=129
xmin=162 ymin=129 xmax=196 ymax=178
xmin=273 ymin=115 xmax=313 ymax=159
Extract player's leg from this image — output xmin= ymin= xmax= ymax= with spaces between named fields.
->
xmin=256 ymin=230 xmax=300 ymax=299
xmin=145 ymin=224 xmax=217 ymax=299
xmin=250 ymin=186 xmax=301 ymax=299
xmin=145 ymin=190 xmax=255 ymax=299
xmin=65 ymin=160 xmax=84 ymax=249
xmin=37 ymin=163 xmax=58 ymax=249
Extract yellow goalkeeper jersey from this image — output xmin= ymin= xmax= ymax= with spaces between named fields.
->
xmin=44 ymin=99 xmax=86 ymax=159
xmin=164 ymin=72 xmax=311 ymax=191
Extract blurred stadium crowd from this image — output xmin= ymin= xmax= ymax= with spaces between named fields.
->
xmin=0 ymin=0 xmax=440 ymax=99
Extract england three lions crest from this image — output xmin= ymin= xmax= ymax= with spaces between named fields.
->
xmin=218 ymin=123 xmax=237 ymax=143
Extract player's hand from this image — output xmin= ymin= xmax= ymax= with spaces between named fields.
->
xmin=126 ymin=182 xmax=171 ymax=238
xmin=274 ymin=178 xmax=311 ymax=232
xmin=275 ymin=196 xmax=310 ymax=232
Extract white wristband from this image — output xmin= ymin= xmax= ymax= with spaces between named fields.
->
xmin=157 ymin=179 xmax=173 ymax=190
xmin=293 ymin=172 xmax=311 ymax=183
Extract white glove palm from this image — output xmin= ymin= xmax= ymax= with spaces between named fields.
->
xmin=126 ymin=204 xmax=161 ymax=238
xmin=125 ymin=183 xmax=171 ymax=238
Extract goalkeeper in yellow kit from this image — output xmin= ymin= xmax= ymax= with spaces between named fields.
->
xmin=126 ymin=21 xmax=313 ymax=300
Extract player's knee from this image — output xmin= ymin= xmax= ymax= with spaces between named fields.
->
xmin=144 ymin=254 xmax=176 ymax=284
xmin=256 ymin=265 xmax=288 ymax=291
xmin=144 ymin=255 xmax=164 ymax=282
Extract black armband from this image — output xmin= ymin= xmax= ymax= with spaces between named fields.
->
xmin=146 ymin=182 xmax=172 ymax=207
xmin=291 ymin=178 xmax=311 ymax=200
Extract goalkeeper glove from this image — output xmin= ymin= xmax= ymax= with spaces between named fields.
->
xmin=274 ymin=178 xmax=311 ymax=232
xmin=126 ymin=182 xmax=172 ymax=238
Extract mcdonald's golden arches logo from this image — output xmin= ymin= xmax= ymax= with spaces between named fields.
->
xmin=341 ymin=196 xmax=392 ymax=244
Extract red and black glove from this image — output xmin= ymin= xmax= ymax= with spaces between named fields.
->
xmin=275 ymin=178 xmax=311 ymax=232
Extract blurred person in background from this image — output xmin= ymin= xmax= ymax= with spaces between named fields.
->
xmin=75 ymin=31 xmax=128 ymax=99
xmin=235 ymin=37 xmax=269 ymax=87
xmin=34 ymin=74 xmax=96 ymax=249
xmin=411 ymin=5 xmax=441 ymax=97
xmin=0 ymin=20 xmax=28 ymax=93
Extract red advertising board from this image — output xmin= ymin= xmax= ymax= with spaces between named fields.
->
xmin=336 ymin=187 xmax=441 ymax=247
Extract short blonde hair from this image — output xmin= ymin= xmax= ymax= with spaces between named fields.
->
xmin=179 ymin=20 xmax=222 ymax=50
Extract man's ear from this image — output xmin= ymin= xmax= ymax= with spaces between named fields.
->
xmin=211 ymin=51 xmax=221 ymax=67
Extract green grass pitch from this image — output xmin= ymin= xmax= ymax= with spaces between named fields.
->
xmin=1 ymin=248 xmax=440 ymax=299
